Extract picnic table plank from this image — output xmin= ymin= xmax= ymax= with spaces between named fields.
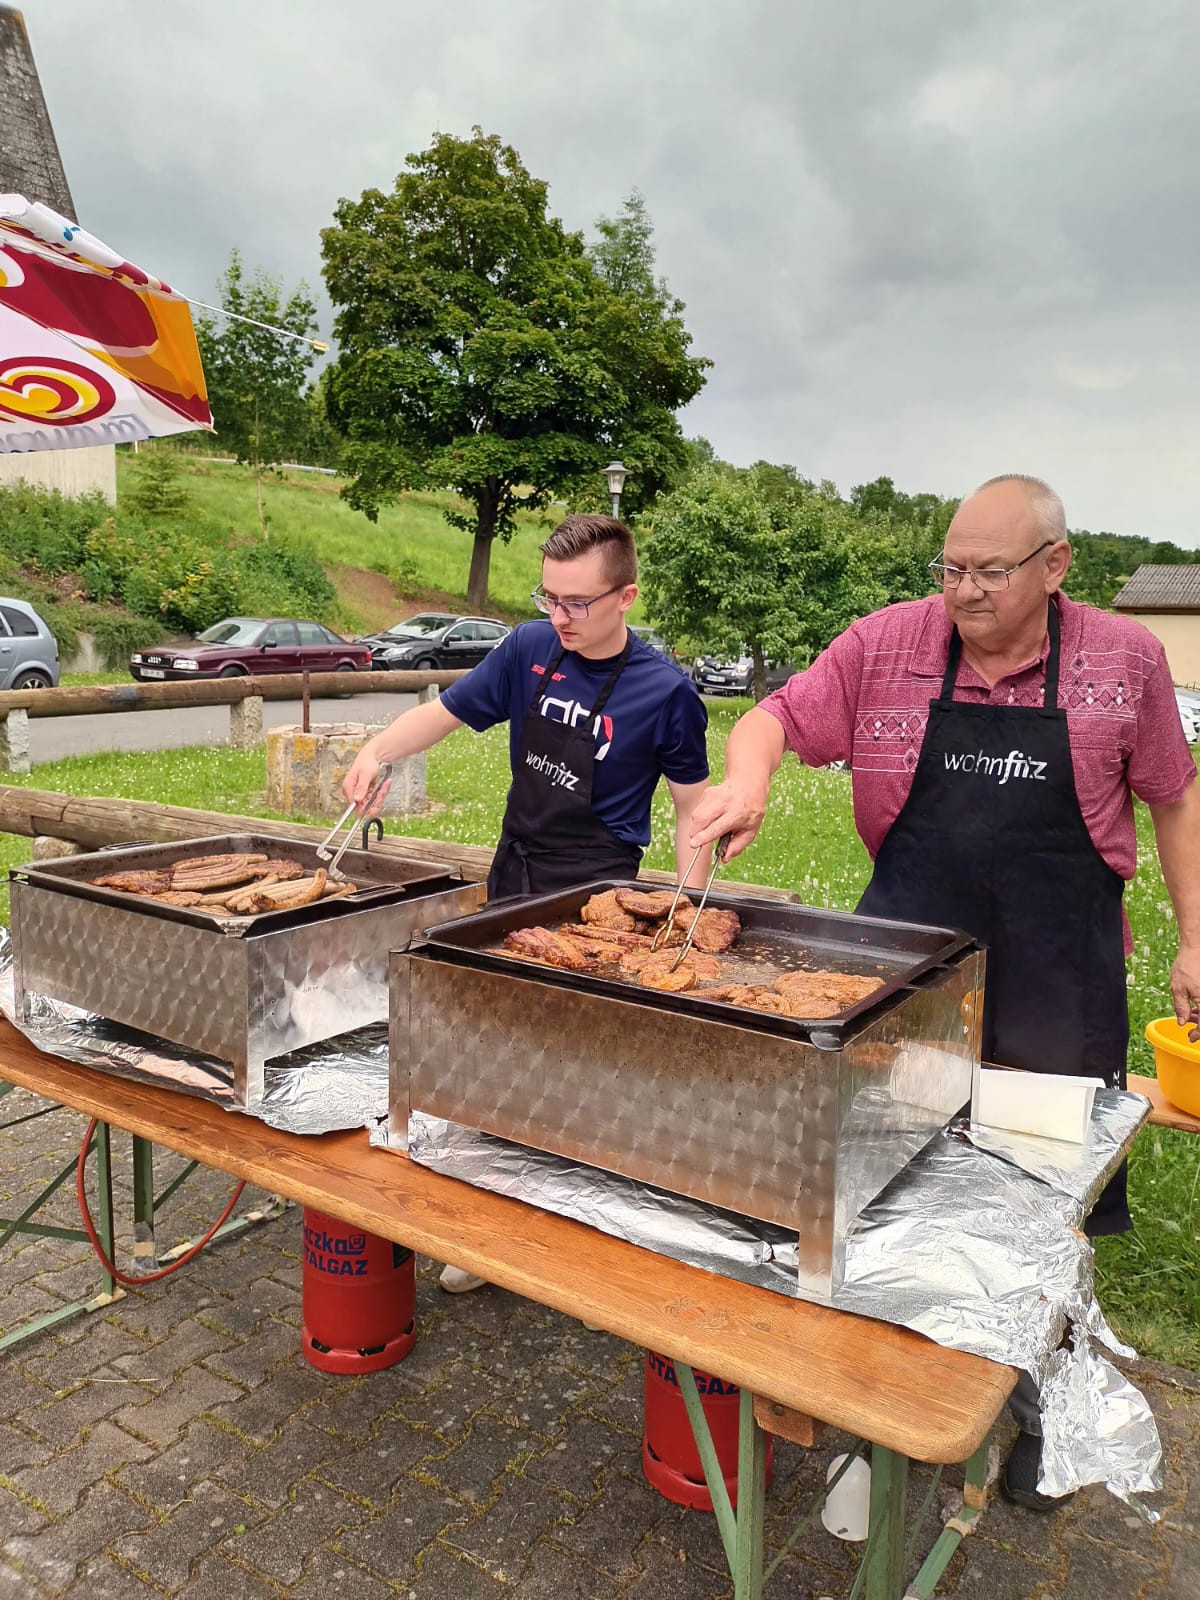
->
xmin=1141 ymin=1075 xmax=1200 ymax=1136
xmin=0 ymin=1018 xmax=1014 ymax=1463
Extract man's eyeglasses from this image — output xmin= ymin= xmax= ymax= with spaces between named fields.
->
xmin=531 ymin=584 xmax=625 ymax=620
xmin=929 ymin=540 xmax=1055 ymax=592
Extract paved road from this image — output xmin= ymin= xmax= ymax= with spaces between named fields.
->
xmin=27 ymin=692 xmax=418 ymax=765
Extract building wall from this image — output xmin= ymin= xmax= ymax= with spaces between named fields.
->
xmin=1123 ymin=612 xmax=1200 ymax=687
xmin=0 ymin=446 xmax=117 ymax=503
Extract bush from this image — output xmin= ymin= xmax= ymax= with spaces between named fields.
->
xmin=236 ymin=540 xmax=336 ymax=618
xmin=125 ymin=448 xmax=192 ymax=517
xmin=0 ymin=483 xmax=109 ymax=573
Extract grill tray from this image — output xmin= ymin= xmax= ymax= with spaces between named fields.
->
xmin=418 ymin=880 xmax=975 ymax=1044
xmin=12 ymin=834 xmax=457 ymax=936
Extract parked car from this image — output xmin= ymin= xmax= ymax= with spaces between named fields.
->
xmin=0 ymin=597 xmax=60 ymax=690
xmin=692 ymin=652 xmax=793 ymax=697
xmin=628 ymin=624 xmax=678 ymax=660
xmin=1177 ymin=687 xmax=1200 ymax=745
xmin=129 ymin=618 xmax=370 ymax=681
xmin=364 ymin=614 xmax=511 ymax=671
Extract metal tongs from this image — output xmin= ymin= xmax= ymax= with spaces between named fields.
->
xmin=650 ymin=832 xmax=732 ymax=971
xmin=316 ymin=762 xmax=393 ymax=881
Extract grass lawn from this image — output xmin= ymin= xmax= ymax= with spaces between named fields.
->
xmin=1 ymin=708 xmax=1197 ymax=1368
xmin=124 ymin=455 xmax=557 ymax=627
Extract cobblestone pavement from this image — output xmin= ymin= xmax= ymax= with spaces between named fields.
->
xmin=1 ymin=1090 xmax=1198 ymax=1599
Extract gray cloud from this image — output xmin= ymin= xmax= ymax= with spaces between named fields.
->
xmin=16 ymin=0 xmax=1200 ymax=542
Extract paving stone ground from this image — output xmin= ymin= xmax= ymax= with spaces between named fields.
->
xmin=1 ymin=1089 xmax=1198 ymax=1598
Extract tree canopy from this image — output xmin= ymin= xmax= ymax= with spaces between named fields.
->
xmin=194 ymin=251 xmax=320 ymax=536
xmin=321 ymin=131 xmax=709 ymax=610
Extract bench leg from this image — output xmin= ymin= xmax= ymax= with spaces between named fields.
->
xmin=865 ymin=1444 xmax=909 ymax=1600
xmin=674 ymin=1364 xmax=767 ymax=1599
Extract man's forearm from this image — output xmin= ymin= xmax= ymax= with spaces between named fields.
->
xmin=366 ymin=700 xmax=463 ymax=764
xmin=723 ymin=706 xmax=788 ymax=793
xmin=1151 ymin=780 xmax=1200 ymax=943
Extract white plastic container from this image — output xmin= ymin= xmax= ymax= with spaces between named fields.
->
xmin=820 ymin=1452 xmax=871 ymax=1541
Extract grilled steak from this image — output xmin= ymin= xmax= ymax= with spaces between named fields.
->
xmin=699 ymin=983 xmax=792 ymax=1015
xmin=642 ymin=966 xmax=697 ymax=992
xmin=252 ymin=859 xmax=306 ymax=881
xmin=622 ymin=948 xmax=723 ymax=983
xmin=580 ymin=890 xmax=638 ymax=932
xmin=773 ymin=971 xmax=883 ymax=1018
xmin=688 ymin=907 xmax=741 ymax=953
xmin=561 ymin=923 xmax=653 ymax=946
xmin=502 ymin=926 xmax=591 ymax=970
xmin=92 ymin=869 xmax=174 ymax=894
xmin=614 ymin=888 xmax=689 ymax=920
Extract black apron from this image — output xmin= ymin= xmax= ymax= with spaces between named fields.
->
xmin=487 ymin=638 xmax=642 ymax=900
xmin=856 ymin=601 xmax=1130 ymax=1234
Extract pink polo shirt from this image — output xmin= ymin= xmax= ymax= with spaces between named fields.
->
xmin=761 ymin=594 xmax=1195 ymax=943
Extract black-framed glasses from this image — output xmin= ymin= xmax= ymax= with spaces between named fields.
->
xmin=531 ymin=584 xmax=625 ymax=620
xmin=929 ymin=540 xmax=1055 ymax=592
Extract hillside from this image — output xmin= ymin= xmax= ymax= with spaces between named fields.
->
xmin=117 ymin=454 xmax=556 ymax=632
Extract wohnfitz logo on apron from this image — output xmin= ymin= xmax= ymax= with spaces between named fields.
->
xmin=943 ymin=749 xmax=1048 ymax=784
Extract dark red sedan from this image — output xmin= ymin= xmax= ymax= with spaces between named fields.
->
xmin=129 ymin=618 xmax=371 ymax=681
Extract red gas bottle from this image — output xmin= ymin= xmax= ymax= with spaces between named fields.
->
xmin=300 ymin=1208 xmax=416 ymax=1374
xmin=643 ymin=1350 xmax=773 ymax=1510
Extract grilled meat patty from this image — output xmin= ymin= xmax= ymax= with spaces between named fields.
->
xmin=614 ymin=888 xmax=690 ymax=920
xmin=92 ymin=868 xmax=174 ymax=894
xmin=772 ymin=971 xmax=883 ymax=1018
xmin=502 ymin=926 xmax=591 ymax=970
xmin=687 ymin=907 xmax=741 ymax=953
xmin=579 ymin=890 xmax=638 ymax=932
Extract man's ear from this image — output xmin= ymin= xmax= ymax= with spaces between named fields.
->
xmin=1045 ymin=540 xmax=1072 ymax=593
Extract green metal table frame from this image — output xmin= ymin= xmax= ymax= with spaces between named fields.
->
xmin=672 ymin=1361 xmax=993 ymax=1600
xmin=0 ymin=1083 xmax=285 ymax=1353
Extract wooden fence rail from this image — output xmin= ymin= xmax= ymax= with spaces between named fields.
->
xmin=0 ymin=669 xmax=468 ymax=775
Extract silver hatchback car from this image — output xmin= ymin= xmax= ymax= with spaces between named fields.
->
xmin=0 ymin=597 xmax=61 ymax=690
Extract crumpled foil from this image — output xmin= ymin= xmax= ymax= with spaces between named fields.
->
xmin=398 ymin=1094 xmax=1160 ymax=1508
xmin=0 ymin=928 xmax=391 ymax=1137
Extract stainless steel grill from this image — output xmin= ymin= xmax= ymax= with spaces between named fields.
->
xmin=11 ymin=834 xmax=486 ymax=1105
xmin=391 ymin=882 xmax=985 ymax=1298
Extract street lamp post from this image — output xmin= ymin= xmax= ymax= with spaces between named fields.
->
xmin=603 ymin=460 xmax=628 ymax=520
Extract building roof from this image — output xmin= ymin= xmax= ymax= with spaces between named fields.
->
xmin=1111 ymin=564 xmax=1200 ymax=613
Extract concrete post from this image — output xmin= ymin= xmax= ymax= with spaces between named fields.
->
xmin=229 ymin=695 xmax=264 ymax=752
xmin=0 ymin=709 xmax=31 ymax=775
xmin=417 ymin=682 xmax=441 ymax=705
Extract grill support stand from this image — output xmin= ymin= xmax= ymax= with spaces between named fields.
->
xmin=0 ymin=1087 xmax=286 ymax=1351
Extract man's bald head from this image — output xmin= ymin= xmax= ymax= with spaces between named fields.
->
xmin=968 ymin=475 xmax=1067 ymax=544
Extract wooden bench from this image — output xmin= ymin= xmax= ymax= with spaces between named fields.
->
xmin=0 ymin=1019 xmax=1015 ymax=1600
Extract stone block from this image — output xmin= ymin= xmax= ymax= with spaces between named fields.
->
xmin=32 ymin=835 xmax=88 ymax=860
xmin=228 ymin=694 xmax=263 ymax=751
xmin=0 ymin=709 xmax=30 ymax=776
xmin=265 ymin=723 xmax=426 ymax=818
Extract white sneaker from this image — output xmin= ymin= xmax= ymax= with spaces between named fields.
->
xmin=438 ymin=1263 xmax=488 ymax=1294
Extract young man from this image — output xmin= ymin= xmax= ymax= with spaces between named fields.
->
xmin=342 ymin=513 xmax=712 ymax=1292
xmin=688 ymin=474 xmax=1200 ymax=1509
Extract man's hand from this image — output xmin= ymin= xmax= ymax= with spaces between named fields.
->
xmin=1170 ymin=942 xmax=1200 ymax=1042
xmin=341 ymin=748 xmax=391 ymax=816
xmin=687 ymin=780 xmax=769 ymax=863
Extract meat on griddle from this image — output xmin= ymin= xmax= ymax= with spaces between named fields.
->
xmin=614 ymin=887 xmax=689 ymax=920
xmin=621 ymin=947 xmax=724 ymax=984
xmin=502 ymin=926 xmax=591 ymax=970
xmin=772 ymin=971 xmax=883 ymax=1018
xmin=168 ymin=854 xmax=269 ymax=892
xmin=687 ymin=907 xmax=741 ymax=953
xmin=92 ymin=868 xmax=174 ymax=895
xmin=579 ymin=890 xmax=638 ymax=932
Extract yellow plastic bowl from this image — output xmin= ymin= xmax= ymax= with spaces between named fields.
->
xmin=1145 ymin=1016 xmax=1200 ymax=1118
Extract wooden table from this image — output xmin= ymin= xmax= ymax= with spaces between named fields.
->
xmin=0 ymin=1019 xmax=1016 ymax=1599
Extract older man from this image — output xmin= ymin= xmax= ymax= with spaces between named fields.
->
xmin=690 ymin=473 xmax=1200 ymax=1509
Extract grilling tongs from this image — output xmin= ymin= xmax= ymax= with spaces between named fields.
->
xmin=650 ymin=831 xmax=733 ymax=971
xmin=316 ymin=762 xmax=393 ymax=881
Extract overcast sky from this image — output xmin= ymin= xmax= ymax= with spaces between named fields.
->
xmin=16 ymin=0 xmax=1200 ymax=545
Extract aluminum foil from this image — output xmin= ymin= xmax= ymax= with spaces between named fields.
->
xmin=0 ymin=928 xmax=391 ymax=1137
xmin=399 ymin=1094 xmax=1160 ymax=1508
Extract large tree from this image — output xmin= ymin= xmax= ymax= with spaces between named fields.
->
xmin=321 ymin=132 xmax=709 ymax=610
xmin=194 ymin=251 xmax=320 ymax=537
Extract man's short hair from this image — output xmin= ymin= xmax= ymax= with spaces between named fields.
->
xmin=973 ymin=474 xmax=1067 ymax=543
xmin=540 ymin=514 xmax=637 ymax=588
